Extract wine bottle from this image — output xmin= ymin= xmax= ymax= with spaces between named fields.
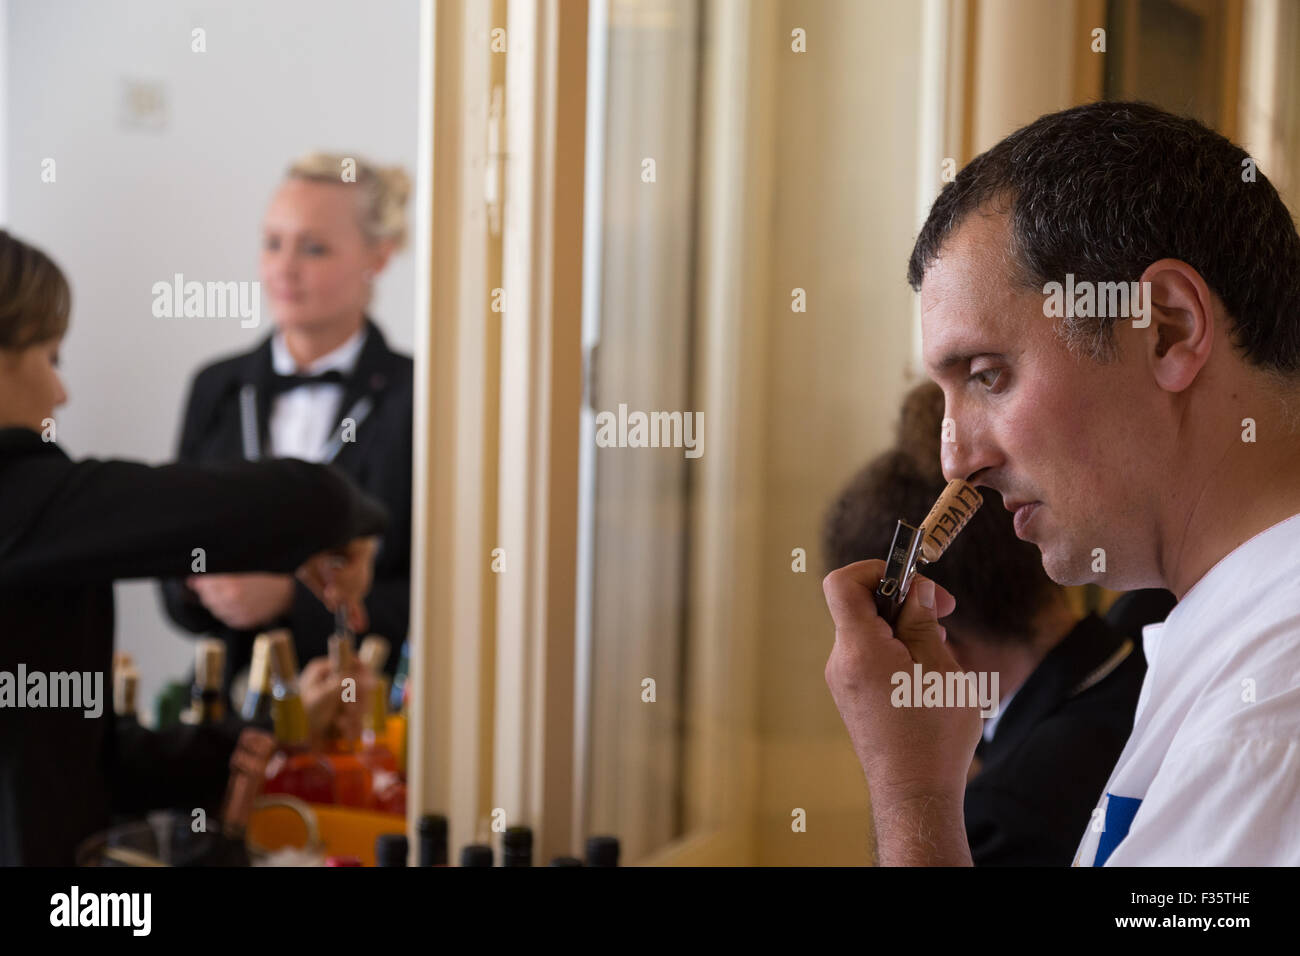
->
xmin=375 ymin=833 xmax=409 ymax=867
xmin=389 ymin=640 xmax=409 ymax=712
xmin=361 ymin=677 xmax=404 ymax=814
xmin=585 ymin=835 xmax=620 ymax=867
xmin=113 ymin=664 xmax=140 ymax=728
xmin=240 ymin=632 xmax=278 ymax=724
xmin=502 ymin=826 xmax=532 ymax=867
xmin=459 ymin=844 xmax=493 ymax=867
xmin=188 ymin=638 xmax=226 ymax=724
xmin=323 ymin=634 xmax=372 ymax=808
xmin=263 ymin=633 xmax=335 ymax=804
xmin=417 ymin=814 xmax=448 ymax=866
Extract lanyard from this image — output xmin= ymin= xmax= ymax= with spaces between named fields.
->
xmin=239 ymin=384 xmax=374 ymax=464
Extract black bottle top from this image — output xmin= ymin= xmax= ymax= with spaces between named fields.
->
xmin=375 ymin=833 xmax=409 ymax=867
xmin=585 ymin=835 xmax=620 ymax=867
xmin=460 ymin=844 xmax=494 ymax=867
xmin=502 ymin=826 xmax=533 ymax=867
xmin=417 ymin=814 xmax=448 ymax=866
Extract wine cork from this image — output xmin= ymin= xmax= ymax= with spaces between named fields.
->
xmin=248 ymin=634 xmax=274 ymax=695
xmin=359 ymin=635 xmax=391 ymax=675
xmin=267 ymin=630 xmax=298 ymax=683
xmin=113 ymin=666 xmax=138 ymax=717
xmin=918 ymin=479 xmax=983 ymax=564
xmin=194 ymin=638 xmax=226 ymax=691
xmin=329 ymin=633 xmax=355 ymax=672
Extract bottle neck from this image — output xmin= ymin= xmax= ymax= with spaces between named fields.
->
xmin=271 ymin=692 xmax=310 ymax=748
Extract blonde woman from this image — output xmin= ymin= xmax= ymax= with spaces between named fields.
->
xmin=161 ymin=153 xmax=413 ymax=696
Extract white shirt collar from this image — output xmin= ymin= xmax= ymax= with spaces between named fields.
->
xmin=271 ymin=326 xmax=368 ymax=376
xmin=983 ymin=686 xmax=1016 ymax=741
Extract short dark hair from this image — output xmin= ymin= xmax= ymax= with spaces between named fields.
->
xmin=0 ymin=230 xmax=71 ymax=350
xmin=907 ymin=101 xmax=1300 ymax=374
xmin=822 ymin=382 xmax=1057 ymax=644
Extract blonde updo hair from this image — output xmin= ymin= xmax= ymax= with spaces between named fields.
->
xmin=286 ymin=152 xmax=411 ymax=252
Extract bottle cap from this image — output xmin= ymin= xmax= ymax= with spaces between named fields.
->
xmin=375 ymin=834 xmax=409 ymax=867
xmin=359 ymin=635 xmax=391 ymax=674
xmin=113 ymin=666 xmax=138 ymax=718
xmin=195 ymin=639 xmax=225 ymax=691
xmin=417 ymin=814 xmax=449 ymax=866
xmin=247 ymin=634 xmax=274 ymax=694
xmin=585 ymin=835 xmax=620 ymax=867
xmin=268 ymin=631 xmax=299 ymax=685
xmin=459 ymin=844 xmax=493 ymax=867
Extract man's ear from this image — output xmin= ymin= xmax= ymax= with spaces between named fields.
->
xmin=1137 ymin=258 xmax=1215 ymax=393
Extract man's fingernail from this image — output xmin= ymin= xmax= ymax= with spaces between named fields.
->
xmin=917 ymin=578 xmax=935 ymax=610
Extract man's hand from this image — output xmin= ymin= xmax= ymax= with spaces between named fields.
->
xmin=823 ymin=559 xmax=981 ymax=865
xmin=295 ymin=536 xmax=378 ymax=634
xmin=299 ymin=653 xmax=376 ymax=749
xmin=187 ymin=573 xmax=295 ymax=631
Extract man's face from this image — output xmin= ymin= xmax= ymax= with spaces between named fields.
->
xmin=921 ymin=210 xmax=1161 ymax=588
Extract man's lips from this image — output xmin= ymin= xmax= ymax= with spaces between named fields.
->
xmin=1005 ymin=500 xmax=1041 ymax=538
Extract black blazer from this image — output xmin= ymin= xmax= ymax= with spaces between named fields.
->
xmin=159 ymin=318 xmax=413 ymax=689
xmin=0 ymin=427 xmax=388 ymax=865
xmin=964 ymin=613 xmax=1146 ymax=866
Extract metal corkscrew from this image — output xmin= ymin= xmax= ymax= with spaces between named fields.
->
xmin=873 ymin=479 xmax=983 ymax=627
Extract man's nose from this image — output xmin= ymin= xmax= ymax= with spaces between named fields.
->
xmin=940 ymin=421 xmax=992 ymax=484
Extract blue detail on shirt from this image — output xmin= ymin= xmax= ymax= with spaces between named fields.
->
xmin=1094 ymin=794 xmax=1143 ymax=866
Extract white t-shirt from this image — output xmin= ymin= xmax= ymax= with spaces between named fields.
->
xmin=1073 ymin=511 xmax=1300 ymax=865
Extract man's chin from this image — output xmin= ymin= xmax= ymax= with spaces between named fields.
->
xmin=1039 ymin=546 xmax=1099 ymax=587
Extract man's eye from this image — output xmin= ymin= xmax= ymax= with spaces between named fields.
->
xmin=971 ymin=367 xmax=1003 ymax=390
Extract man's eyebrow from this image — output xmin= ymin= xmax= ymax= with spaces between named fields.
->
xmin=931 ymin=350 xmax=996 ymax=374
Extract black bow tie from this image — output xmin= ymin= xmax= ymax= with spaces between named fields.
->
xmin=269 ymin=369 xmax=349 ymax=395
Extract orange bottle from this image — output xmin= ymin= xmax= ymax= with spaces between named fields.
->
xmin=360 ymin=678 xmax=404 ymax=814
xmin=263 ymin=633 xmax=336 ymax=804
xmin=322 ymin=635 xmax=372 ymax=808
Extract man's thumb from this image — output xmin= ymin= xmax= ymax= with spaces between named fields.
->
xmin=894 ymin=577 xmax=946 ymax=666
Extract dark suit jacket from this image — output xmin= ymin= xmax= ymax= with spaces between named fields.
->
xmin=0 ymin=427 xmax=388 ymax=864
xmin=159 ymin=318 xmax=413 ymax=690
xmin=964 ymin=613 xmax=1147 ymax=866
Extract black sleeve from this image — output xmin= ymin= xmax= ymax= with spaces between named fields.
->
xmin=159 ymin=372 xmax=246 ymax=635
xmin=0 ymin=455 xmax=389 ymax=587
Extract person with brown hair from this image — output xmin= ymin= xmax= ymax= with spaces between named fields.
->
xmin=824 ymin=382 xmax=1148 ymax=865
xmin=0 ymin=229 xmax=387 ymax=865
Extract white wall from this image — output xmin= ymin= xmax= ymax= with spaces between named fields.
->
xmin=4 ymin=0 xmax=420 ymax=719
